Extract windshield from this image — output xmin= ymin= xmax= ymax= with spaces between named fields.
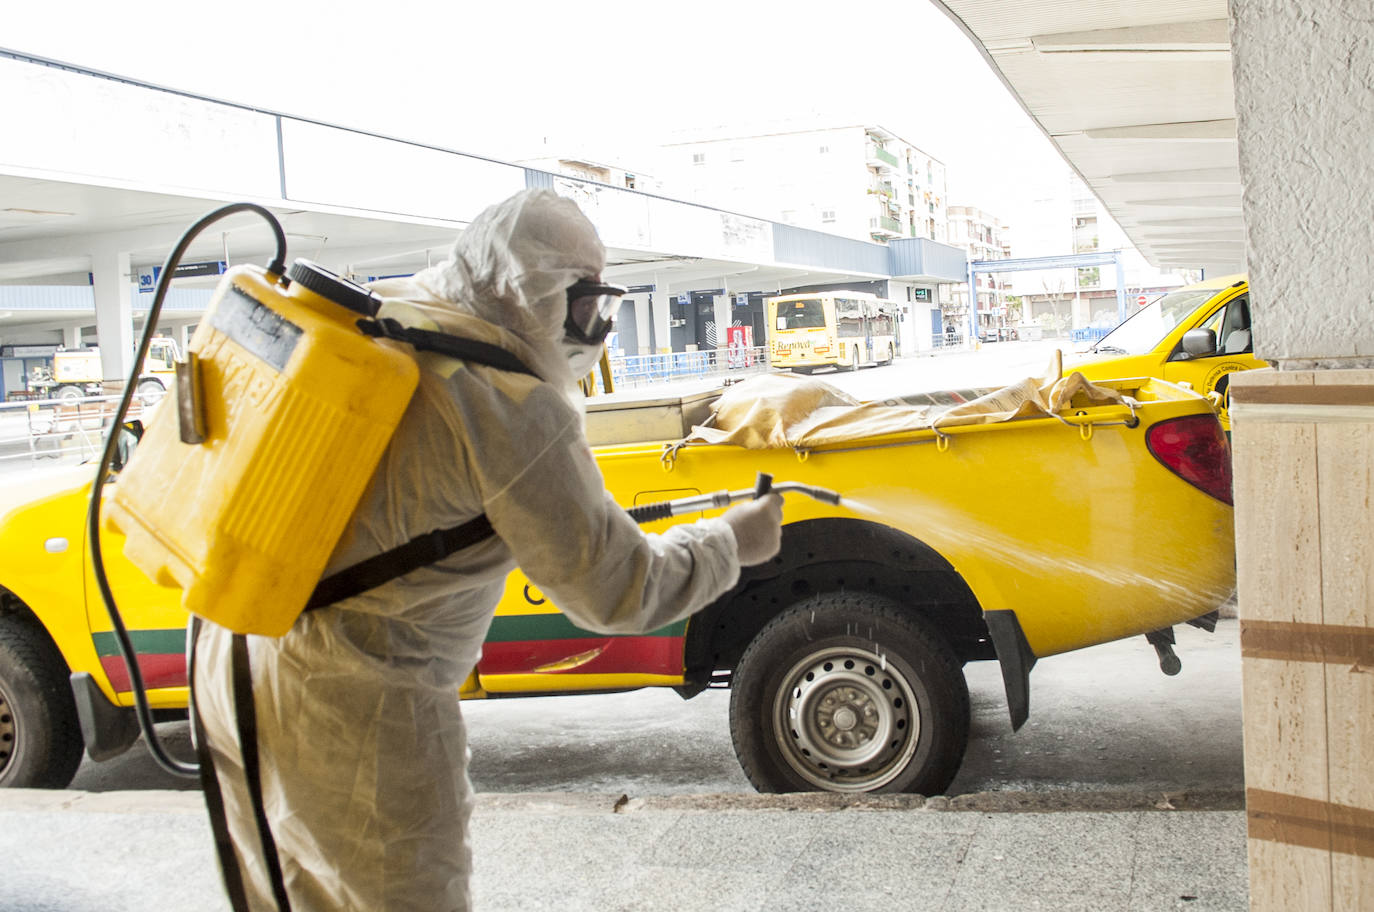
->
xmin=775 ymin=299 xmax=827 ymax=331
xmin=1092 ymin=289 xmax=1219 ymax=355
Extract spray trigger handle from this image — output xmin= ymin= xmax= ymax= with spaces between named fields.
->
xmin=754 ymin=472 xmax=774 ymax=500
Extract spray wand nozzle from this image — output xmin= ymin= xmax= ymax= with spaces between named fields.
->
xmin=626 ymin=471 xmax=840 ymax=524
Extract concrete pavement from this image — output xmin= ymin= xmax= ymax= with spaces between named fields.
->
xmin=2 ymin=787 xmax=1247 ymax=911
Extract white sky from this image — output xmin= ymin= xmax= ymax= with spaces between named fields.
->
xmin=7 ymin=0 xmax=1074 ymax=244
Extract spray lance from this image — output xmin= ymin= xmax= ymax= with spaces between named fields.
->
xmin=626 ymin=471 xmax=841 ymax=524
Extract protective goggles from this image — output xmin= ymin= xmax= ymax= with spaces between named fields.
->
xmin=564 ymin=278 xmax=627 ymax=345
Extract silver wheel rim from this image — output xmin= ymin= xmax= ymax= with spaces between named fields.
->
xmin=0 ymin=680 xmax=15 ymax=777
xmin=771 ymin=645 xmax=920 ymax=791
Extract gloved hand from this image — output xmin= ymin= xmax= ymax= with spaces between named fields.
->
xmin=721 ymin=493 xmax=784 ymax=566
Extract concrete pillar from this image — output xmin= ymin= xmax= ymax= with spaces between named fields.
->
xmin=91 ymin=247 xmax=134 ymax=381
xmin=1228 ymin=2 xmax=1374 ymax=909
xmin=712 ymin=294 xmax=731 ymax=352
xmin=649 ymin=292 xmax=671 ymax=354
xmin=632 ymin=295 xmax=652 ymax=354
xmin=62 ymin=325 xmax=82 ymax=349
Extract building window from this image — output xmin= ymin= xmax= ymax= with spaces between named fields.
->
xmin=821 ymin=209 xmax=836 ymax=223
xmin=692 ymin=153 xmax=705 ymax=165
xmin=819 ymin=145 xmax=830 ymax=154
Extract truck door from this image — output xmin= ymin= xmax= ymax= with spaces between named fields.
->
xmin=83 ymin=433 xmax=189 ymax=704
xmin=1163 ymin=292 xmax=1262 ymax=426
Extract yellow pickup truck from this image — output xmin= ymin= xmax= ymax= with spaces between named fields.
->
xmin=1070 ymin=275 xmax=1259 ymax=428
xmin=0 ymin=373 xmax=1236 ymax=794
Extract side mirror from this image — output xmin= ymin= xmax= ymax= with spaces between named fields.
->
xmin=112 ymin=420 xmax=143 ymax=472
xmin=1181 ymin=328 xmax=1217 ymax=358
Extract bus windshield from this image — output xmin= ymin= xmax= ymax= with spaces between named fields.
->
xmin=775 ymin=299 xmax=827 ymax=330
xmin=1092 ymin=288 xmax=1219 ymax=355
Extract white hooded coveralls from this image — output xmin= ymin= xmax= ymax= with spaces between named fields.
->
xmin=193 ymin=190 xmax=742 ymax=911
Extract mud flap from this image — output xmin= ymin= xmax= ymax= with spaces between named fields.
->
xmin=982 ymin=610 xmax=1036 ymax=732
xmin=70 ymin=672 xmax=141 ymax=762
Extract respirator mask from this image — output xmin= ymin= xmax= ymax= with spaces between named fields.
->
xmin=562 ymin=278 xmax=626 ymax=376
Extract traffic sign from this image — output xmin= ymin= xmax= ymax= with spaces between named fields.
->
xmin=1136 ymin=294 xmax=1148 ymax=306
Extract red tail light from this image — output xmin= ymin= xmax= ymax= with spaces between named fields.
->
xmin=1145 ymin=414 xmax=1233 ymax=505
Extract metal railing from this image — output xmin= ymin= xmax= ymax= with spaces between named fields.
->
xmin=931 ymin=331 xmax=967 ymax=350
xmin=0 ymin=392 xmax=152 ymax=470
xmin=594 ymin=346 xmax=773 ymax=391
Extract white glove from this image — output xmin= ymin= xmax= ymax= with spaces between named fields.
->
xmin=721 ymin=493 xmax=784 ymax=566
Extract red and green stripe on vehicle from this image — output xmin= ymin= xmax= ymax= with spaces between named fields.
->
xmin=91 ymin=614 xmax=687 ymax=694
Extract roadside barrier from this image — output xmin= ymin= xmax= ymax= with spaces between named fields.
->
xmin=2 ymin=394 xmax=149 ymax=467
xmin=602 ymin=345 xmax=773 ymax=391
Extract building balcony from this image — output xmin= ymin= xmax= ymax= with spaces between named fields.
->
xmin=868 ymin=181 xmax=896 ymax=201
xmin=869 ymin=216 xmax=902 ymax=239
xmin=866 ymin=144 xmax=899 ymax=171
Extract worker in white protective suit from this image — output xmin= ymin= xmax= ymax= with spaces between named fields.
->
xmin=191 ymin=188 xmax=783 ymax=912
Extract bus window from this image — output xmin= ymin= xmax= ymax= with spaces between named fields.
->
xmin=836 ymin=298 xmax=865 ymax=338
xmin=777 ymin=299 xmax=826 ymax=330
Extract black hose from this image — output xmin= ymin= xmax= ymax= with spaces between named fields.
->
xmin=84 ymin=202 xmax=288 ymax=779
xmin=627 ymin=501 xmax=674 ymax=524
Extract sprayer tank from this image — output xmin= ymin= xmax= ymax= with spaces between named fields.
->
xmin=103 ymin=262 xmax=420 ymax=636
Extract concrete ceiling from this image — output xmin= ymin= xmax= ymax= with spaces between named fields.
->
xmin=0 ymin=174 xmax=870 ymax=333
xmin=933 ymin=0 xmax=1244 ymax=276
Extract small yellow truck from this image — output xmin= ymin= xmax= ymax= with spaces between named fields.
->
xmin=0 ymin=371 xmax=1236 ymax=793
xmin=1070 ymin=275 xmax=1258 ymax=429
xmin=26 ymin=337 xmax=180 ymax=403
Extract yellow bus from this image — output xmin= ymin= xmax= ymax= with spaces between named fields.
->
xmin=766 ymin=292 xmax=899 ymax=373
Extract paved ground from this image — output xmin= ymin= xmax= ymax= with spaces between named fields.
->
xmin=26 ymin=622 xmax=1249 ymax=911
xmin=2 ymin=788 xmax=1247 ymax=912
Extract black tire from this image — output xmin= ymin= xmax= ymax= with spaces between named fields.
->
xmin=0 ymin=616 xmax=84 ymax=789
xmin=729 ymin=592 xmax=969 ymax=794
xmin=55 ymin=386 xmax=82 ymax=404
xmin=136 ymin=379 xmax=166 ymax=406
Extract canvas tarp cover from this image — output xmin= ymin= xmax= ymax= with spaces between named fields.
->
xmin=677 ymin=351 xmax=1127 ymax=450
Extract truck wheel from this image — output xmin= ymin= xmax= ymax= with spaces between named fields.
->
xmin=55 ymin=386 xmax=82 ymax=404
xmin=0 ymin=616 xmax=84 ymax=789
xmin=729 ymin=593 xmax=969 ymax=794
xmin=136 ymin=379 xmax=166 ymax=406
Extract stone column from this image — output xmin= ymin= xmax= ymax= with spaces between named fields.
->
xmin=90 ymin=247 xmax=134 ymax=381
xmin=1228 ymin=1 xmax=1374 ymax=908
xmin=712 ymin=294 xmax=731 ymax=355
xmin=632 ymin=295 xmax=653 ymax=354
xmin=649 ymin=292 xmax=671 ymax=354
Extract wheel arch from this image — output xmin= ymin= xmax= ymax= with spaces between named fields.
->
xmin=0 ymin=587 xmax=67 ymax=665
xmin=683 ymin=517 xmax=994 ymax=688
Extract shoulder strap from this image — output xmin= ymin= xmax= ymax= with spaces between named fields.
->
xmin=357 ymin=317 xmax=538 ymax=378
xmin=305 ymin=515 xmax=495 ymax=611
xmin=303 ymin=321 xmax=536 ymax=612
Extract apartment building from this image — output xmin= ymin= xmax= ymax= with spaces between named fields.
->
xmin=1015 ymin=175 xmax=1195 ymax=336
xmin=517 ymin=155 xmax=662 ymax=193
xmin=656 ymin=123 xmax=949 ymax=246
xmin=946 ymin=205 xmax=1012 ymax=338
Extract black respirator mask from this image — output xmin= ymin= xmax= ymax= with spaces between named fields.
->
xmin=563 ymin=278 xmax=627 ymax=346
